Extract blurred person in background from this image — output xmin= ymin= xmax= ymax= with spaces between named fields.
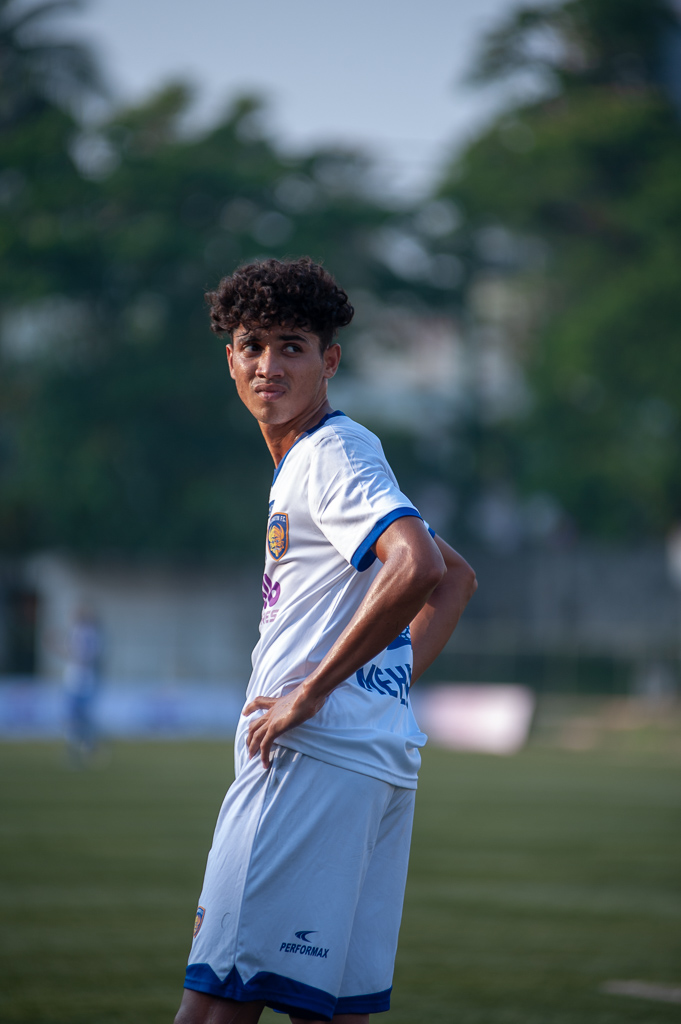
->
xmin=175 ymin=257 xmax=477 ymax=1024
xmin=62 ymin=607 xmax=103 ymax=766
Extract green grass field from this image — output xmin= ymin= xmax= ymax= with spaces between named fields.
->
xmin=1 ymin=734 xmax=679 ymax=1024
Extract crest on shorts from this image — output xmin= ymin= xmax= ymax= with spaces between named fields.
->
xmin=193 ymin=906 xmax=205 ymax=938
xmin=268 ymin=513 xmax=289 ymax=560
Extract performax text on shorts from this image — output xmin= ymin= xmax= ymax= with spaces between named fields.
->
xmin=280 ymin=942 xmax=329 ymax=958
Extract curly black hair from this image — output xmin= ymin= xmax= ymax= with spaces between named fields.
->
xmin=205 ymin=257 xmax=354 ymax=349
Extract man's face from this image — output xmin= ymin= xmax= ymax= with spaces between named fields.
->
xmin=226 ymin=324 xmax=340 ymax=427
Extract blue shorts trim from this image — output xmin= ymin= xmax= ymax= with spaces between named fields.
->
xmin=336 ymin=988 xmax=392 ymax=1013
xmin=184 ymin=963 xmax=391 ymax=1019
xmin=185 ymin=963 xmax=335 ymax=1019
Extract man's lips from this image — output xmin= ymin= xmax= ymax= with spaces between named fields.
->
xmin=253 ymin=383 xmax=286 ymax=401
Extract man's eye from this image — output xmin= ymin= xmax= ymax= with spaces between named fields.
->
xmin=283 ymin=344 xmax=301 ymax=353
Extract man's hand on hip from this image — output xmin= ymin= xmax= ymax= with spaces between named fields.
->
xmin=244 ymin=686 xmax=325 ymax=769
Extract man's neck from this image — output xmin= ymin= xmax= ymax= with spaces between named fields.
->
xmin=261 ymin=398 xmax=334 ymax=468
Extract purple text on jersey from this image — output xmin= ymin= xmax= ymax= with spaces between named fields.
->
xmin=355 ymin=662 xmax=412 ymax=705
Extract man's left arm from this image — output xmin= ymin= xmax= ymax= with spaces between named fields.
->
xmin=409 ymin=533 xmax=477 ymax=682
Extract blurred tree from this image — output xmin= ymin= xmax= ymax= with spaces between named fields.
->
xmin=439 ymin=0 xmax=681 ymax=541
xmin=0 ymin=4 xmax=456 ymax=558
xmin=0 ymin=0 xmax=103 ymax=127
xmin=0 ymin=0 xmax=107 ymax=548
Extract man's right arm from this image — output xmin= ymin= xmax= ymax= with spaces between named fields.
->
xmin=244 ymin=516 xmax=446 ymax=767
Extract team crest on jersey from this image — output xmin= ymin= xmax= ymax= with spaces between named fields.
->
xmin=193 ymin=906 xmax=205 ymax=938
xmin=268 ymin=513 xmax=289 ymax=560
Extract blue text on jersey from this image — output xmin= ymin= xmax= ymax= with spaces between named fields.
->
xmin=355 ymin=662 xmax=412 ymax=705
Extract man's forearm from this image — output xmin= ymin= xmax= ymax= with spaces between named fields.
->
xmin=410 ymin=537 xmax=477 ymax=681
xmin=300 ymin=544 xmax=443 ymax=702
xmin=309 ymin=534 xmax=476 ymax=695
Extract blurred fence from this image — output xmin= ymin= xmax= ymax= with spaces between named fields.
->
xmin=435 ymin=543 xmax=681 ymax=694
xmin=0 ymin=678 xmax=537 ymax=754
xmin=1 ymin=542 xmax=680 ymax=698
xmin=0 ymin=679 xmax=244 ymax=740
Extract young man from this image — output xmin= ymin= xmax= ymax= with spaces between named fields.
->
xmin=175 ymin=257 xmax=477 ymax=1024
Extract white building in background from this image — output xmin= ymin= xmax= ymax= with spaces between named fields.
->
xmin=25 ymin=553 xmax=261 ymax=686
xmin=331 ymin=310 xmax=468 ymax=432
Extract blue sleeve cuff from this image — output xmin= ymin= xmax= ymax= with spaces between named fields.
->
xmin=420 ymin=518 xmax=436 ymax=538
xmin=351 ymin=507 xmax=422 ymax=572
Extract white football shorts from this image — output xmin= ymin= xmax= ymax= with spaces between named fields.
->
xmin=184 ymin=745 xmax=416 ymax=1020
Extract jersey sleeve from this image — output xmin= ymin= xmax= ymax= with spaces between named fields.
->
xmin=308 ymin=430 xmax=422 ymax=571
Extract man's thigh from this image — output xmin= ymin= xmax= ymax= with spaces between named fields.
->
xmin=290 ymin=1016 xmax=368 ymax=1024
xmin=336 ymin=783 xmax=415 ymax=1008
xmin=175 ymin=992 xmax=367 ymax=1024
xmin=175 ymin=988 xmax=264 ymax=1024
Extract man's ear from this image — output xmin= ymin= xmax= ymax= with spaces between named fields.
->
xmin=225 ymin=343 xmax=236 ymax=380
xmin=323 ymin=343 xmax=341 ymax=379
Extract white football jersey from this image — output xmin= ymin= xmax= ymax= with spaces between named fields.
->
xmin=234 ymin=412 xmax=428 ymax=789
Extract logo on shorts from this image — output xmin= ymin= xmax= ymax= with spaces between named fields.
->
xmin=280 ymin=931 xmax=329 ymax=958
xmin=268 ymin=513 xmax=289 ymax=560
xmin=193 ymin=906 xmax=205 ymax=937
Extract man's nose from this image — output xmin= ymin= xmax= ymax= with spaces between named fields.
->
xmin=256 ymin=346 xmax=284 ymax=377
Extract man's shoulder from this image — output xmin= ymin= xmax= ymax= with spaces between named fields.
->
xmin=309 ymin=412 xmax=382 ymax=454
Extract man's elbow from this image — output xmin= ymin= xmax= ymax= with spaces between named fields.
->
xmin=449 ymin=556 xmax=477 ymax=603
xmin=414 ymin=549 xmax=447 ymax=595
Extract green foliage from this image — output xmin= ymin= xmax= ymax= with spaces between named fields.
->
xmin=440 ymin=0 xmax=681 ymax=539
xmin=472 ymin=0 xmax=675 ymax=91
xmin=0 ymin=22 xmax=450 ymax=556
xmin=0 ymin=0 xmax=104 ymax=127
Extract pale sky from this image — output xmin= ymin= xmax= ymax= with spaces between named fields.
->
xmin=60 ymin=0 xmax=543 ymax=195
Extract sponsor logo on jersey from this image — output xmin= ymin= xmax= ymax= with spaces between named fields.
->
xmin=267 ymin=513 xmax=289 ymax=560
xmin=356 ymin=661 xmax=412 ymax=705
xmin=261 ymin=572 xmax=281 ymax=624
xmin=193 ymin=906 xmax=205 ymax=938
xmin=280 ymin=930 xmax=329 ymax=958
xmin=262 ymin=573 xmax=281 ymax=608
